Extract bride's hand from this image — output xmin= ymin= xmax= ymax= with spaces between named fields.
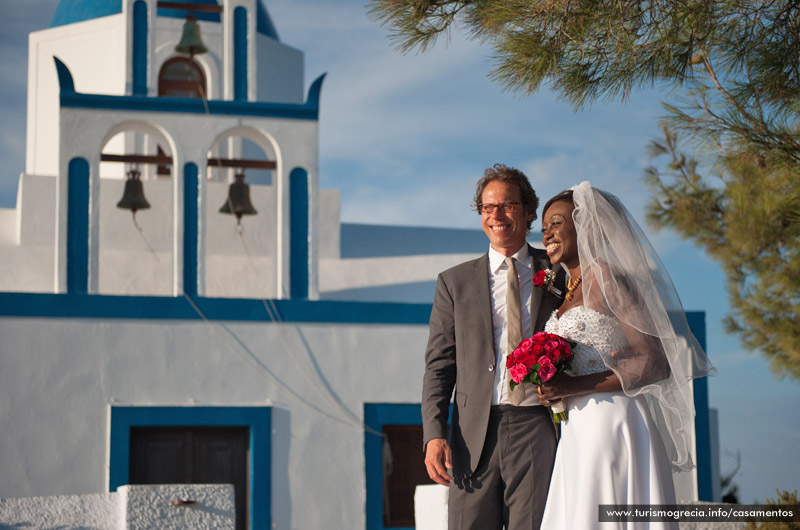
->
xmin=540 ymin=370 xmax=623 ymax=404
xmin=538 ymin=373 xmax=574 ymax=406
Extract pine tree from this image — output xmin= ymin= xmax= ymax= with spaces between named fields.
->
xmin=369 ymin=0 xmax=800 ymax=379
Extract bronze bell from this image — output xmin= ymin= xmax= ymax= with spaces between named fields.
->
xmin=117 ymin=167 xmax=151 ymax=214
xmin=175 ymin=14 xmax=208 ymax=57
xmin=220 ymin=172 xmax=257 ymax=223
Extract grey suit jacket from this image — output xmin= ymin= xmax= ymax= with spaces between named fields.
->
xmin=421 ymin=244 xmax=566 ymax=479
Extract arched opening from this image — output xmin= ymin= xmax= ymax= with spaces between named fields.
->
xmin=97 ymin=122 xmax=176 ymax=296
xmin=158 ymin=56 xmax=207 ymax=98
xmin=203 ymin=127 xmax=279 ymax=299
xmin=207 ymin=137 xmax=275 ymax=185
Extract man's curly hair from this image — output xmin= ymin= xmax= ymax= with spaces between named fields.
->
xmin=472 ymin=163 xmax=539 ymax=230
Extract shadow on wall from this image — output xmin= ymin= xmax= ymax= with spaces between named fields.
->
xmin=340 ymin=224 xmax=488 ymax=259
xmin=319 ymin=280 xmax=438 ymax=303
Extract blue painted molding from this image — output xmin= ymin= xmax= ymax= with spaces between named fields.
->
xmin=53 ymin=58 xmax=325 ymax=120
xmin=54 ymin=57 xmax=75 ymax=94
xmin=0 ymin=293 xmax=432 ymax=324
xmin=289 ymin=168 xmax=309 ymax=299
xmin=132 ymin=1 xmax=148 ymax=96
xmin=183 ymin=163 xmax=199 ymax=297
xmin=306 ymin=74 xmax=326 ymax=112
xmin=234 ymin=7 xmax=248 ymax=102
xmin=364 ymin=404 xmax=423 ymax=530
xmin=109 ymin=406 xmax=271 ymax=529
xmin=67 ymin=158 xmax=90 ymax=294
xmin=694 ymin=376 xmax=712 ymax=500
xmin=686 ymin=312 xmax=713 ymax=501
xmin=364 ymin=404 xmax=452 ymax=530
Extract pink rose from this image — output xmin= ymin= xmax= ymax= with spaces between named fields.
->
xmin=537 ymin=356 xmax=556 ymax=382
xmin=509 ymin=363 xmax=530 ymax=384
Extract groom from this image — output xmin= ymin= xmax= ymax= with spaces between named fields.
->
xmin=422 ymin=164 xmax=565 ymax=530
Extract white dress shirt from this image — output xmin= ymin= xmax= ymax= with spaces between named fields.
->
xmin=488 ymin=245 xmax=541 ymax=406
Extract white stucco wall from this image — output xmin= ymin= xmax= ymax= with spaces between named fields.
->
xmin=121 ymin=484 xmax=235 ymax=530
xmin=0 ymin=484 xmax=235 ymax=530
xmin=27 ymin=15 xmax=128 ymax=177
xmin=0 ymin=316 xmax=429 ymax=529
xmin=0 ymin=491 xmax=122 ymax=529
xmin=255 ymin=33 xmax=305 ymax=104
xmin=320 ymin=253 xmax=480 ymax=294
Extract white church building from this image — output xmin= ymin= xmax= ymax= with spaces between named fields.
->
xmin=0 ymin=1 xmax=719 ymax=528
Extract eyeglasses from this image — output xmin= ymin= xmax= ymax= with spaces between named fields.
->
xmin=479 ymin=202 xmax=521 ymax=214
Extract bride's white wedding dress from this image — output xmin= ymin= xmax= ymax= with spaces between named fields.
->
xmin=541 ymin=306 xmax=678 ymax=530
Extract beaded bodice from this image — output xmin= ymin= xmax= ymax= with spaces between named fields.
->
xmin=544 ymin=306 xmax=629 ymax=376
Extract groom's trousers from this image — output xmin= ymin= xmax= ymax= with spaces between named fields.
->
xmin=448 ymin=405 xmax=557 ymax=530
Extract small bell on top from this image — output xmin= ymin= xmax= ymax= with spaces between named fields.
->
xmin=117 ymin=166 xmax=151 ymax=217
xmin=175 ymin=14 xmax=208 ymax=57
xmin=220 ymin=171 xmax=257 ymax=224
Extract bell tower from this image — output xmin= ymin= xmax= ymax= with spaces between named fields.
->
xmin=26 ymin=0 xmax=323 ymax=300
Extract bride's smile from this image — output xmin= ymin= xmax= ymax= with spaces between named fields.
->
xmin=541 ymin=199 xmax=579 ymax=268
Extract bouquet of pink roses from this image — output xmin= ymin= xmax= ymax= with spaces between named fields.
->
xmin=506 ymin=331 xmax=575 ymax=422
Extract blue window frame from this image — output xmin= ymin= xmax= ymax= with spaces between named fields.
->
xmin=365 ymin=403 xmax=422 ymax=530
xmin=364 ymin=403 xmax=453 ymax=530
xmin=110 ymin=406 xmax=271 ymax=528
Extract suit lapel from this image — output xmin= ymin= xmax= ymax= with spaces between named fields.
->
xmin=529 ymin=244 xmax=565 ymax=332
xmin=471 ymin=253 xmax=496 ymax=360
xmin=528 ymin=245 xmax=545 ymax=330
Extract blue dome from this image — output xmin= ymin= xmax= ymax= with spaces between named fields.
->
xmin=51 ymin=0 xmax=121 ymax=27
xmin=50 ymin=0 xmax=279 ymax=40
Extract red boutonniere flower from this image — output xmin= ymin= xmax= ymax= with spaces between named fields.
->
xmin=533 ymin=268 xmax=563 ymax=298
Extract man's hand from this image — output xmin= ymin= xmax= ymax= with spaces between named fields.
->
xmin=424 ymin=437 xmax=453 ymax=486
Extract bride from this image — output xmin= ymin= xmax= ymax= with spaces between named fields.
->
xmin=537 ymin=182 xmax=715 ymax=529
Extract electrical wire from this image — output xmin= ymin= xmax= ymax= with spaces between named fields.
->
xmin=235 ymin=227 xmax=383 ymax=436
xmin=110 ymin=64 xmax=386 ymax=437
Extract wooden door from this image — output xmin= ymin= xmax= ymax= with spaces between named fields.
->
xmin=130 ymin=426 xmax=249 ymax=530
xmin=382 ymin=425 xmax=434 ymax=527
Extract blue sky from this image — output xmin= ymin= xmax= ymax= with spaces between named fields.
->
xmin=1 ymin=0 xmax=797 ymax=504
